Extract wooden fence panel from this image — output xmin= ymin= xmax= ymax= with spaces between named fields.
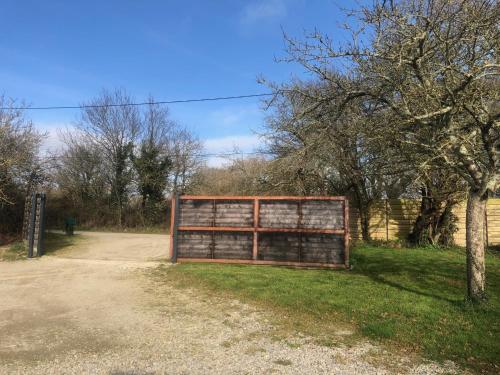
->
xmin=486 ymin=200 xmax=500 ymax=246
xmin=452 ymin=202 xmax=468 ymax=247
xmin=301 ymin=200 xmax=344 ymax=229
xmin=346 ymin=198 xmax=500 ymax=246
xmin=170 ymin=195 xmax=349 ymax=268
xmin=387 ymin=199 xmax=420 ymax=241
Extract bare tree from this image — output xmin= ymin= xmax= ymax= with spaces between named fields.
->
xmin=76 ymin=89 xmax=141 ymax=227
xmin=0 ymin=95 xmax=43 ymax=204
xmin=168 ymin=128 xmax=203 ymax=194
xmin=54 ymin=131 xmax=108 ymax=217
xmin=189 ymin=157 xmax=270 ymax=196
xmin=280 ymin=0 xmax=499 ymax=301
xmin=263 ymin=81 xmax=411 ymax=240
xmin=55 ymin=91 xmax=203 ymax=228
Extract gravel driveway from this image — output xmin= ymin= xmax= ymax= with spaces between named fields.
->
xmin=0 ymin=232 xmax=460 ymax=374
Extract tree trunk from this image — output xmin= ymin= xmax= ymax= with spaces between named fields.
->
xmin=466 ymin=190 xmax=487 ymax=302
xmin=409 ymin=186 xmax=458 ymax=247
xmin=351 ymin=188 xmax=371 ymax=242
xmin=409 ymin=193 xmax=434 ymax=245
xmin=117 ymin=199 xmax=123 ymax=228
xmin=359 ymin=206 xmax=370 ymax=242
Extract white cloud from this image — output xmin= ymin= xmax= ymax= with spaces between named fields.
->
xmin=203 ymin=134 xmax=263 ymax=168
xmin=209 ymin=105 xmax=260 ymax=127
xmin=240 ymin=0 xmax=287 ymax=25
xmin=205 ymin=157 xmax=232 ymax=168
xmin=36 ymin=122 xmax=67 ymax=155
xmin=204 ymin=134 xmax=261 ymax=153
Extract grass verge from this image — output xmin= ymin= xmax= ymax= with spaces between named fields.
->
xmin=0 ymin=241 xmax=27 ymax=261
xmin=160 ymin=245 xmax=500 ymax=374
xmin=0 ymin=232 xmax=80 ymax=261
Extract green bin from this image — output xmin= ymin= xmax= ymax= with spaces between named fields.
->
xmin=65 ymin=217 xmax=76 ymax=235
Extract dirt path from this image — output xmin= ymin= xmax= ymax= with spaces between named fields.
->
xmin=0 ymin=232 xmax=459 ymax=374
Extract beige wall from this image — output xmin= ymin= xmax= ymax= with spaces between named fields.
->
xmin=349 ymin=198 xmax=500 ymax=246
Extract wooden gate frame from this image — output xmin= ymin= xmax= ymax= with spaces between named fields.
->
xmin=169 ymin=195 xmax=350 ymax=269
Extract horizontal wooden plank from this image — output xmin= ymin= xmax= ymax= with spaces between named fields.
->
xmin=215 ymin=222 xmax=253 ymax=227
xmin=178 ymin=235 xmax=212 ymax=241
xmin=259 ymin=242 xmax=300 ymax=248
xmin=179 ymin=215 xmax=214 ymax=224
xmin=180 ymin=195 xmax=346 ymax=201
xmin=214 ymin=252 xmax=252 ymax=260
xmin=258 ymin=252 xmax=300 ymax=262
xmin=179 ymin=226 xmax=253 ymax=232
xmin=180 ymin=203 xmax=214 ymax=209
xmin=177 ymin=250 xmax=211 ymax=258
xmin=177 ymin=226 xmax=346 ymax=234
xmin=215 ymin=202 xmax=253 ymax=207
xmin=215 ymin=218 xmax=253 ymax=223
xmin=177 ymin=258 xmax=348 ymax=268
xmin=259 ymin=221 xmax=300 ymax=228
xmin=214 ymin=211 xmax=254 ymax=216
xmin=179 ymin=212 xmax=214 ymax=218
xmin=260 ymin=206 xmax=299 ymax=211
xmin=301 ymin=224 xmax=344 ymax=230
xmin=178 ymin=221 xmax=213 ymax=227
xmin=301 ymin=212 xmax=344 ymax=218
xmin=258 ymin=228 xmax=345 ymax=234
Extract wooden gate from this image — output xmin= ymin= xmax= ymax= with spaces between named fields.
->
xmin=170 ymin=195 xmax=349 ymax=268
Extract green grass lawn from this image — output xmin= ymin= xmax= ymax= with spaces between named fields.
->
xmin=162 ymin=245 xmax=500 ymax=373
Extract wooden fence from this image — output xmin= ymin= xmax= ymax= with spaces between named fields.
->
xmin=170 ymin=195 xmax=350 ymax=268
xmin=348 ymin=198 xmax=500 ymax=246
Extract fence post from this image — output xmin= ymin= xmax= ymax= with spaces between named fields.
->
xmin=253 ymin=198 xmax=259 ymax=260
xmin=27 ymin=193 xmax=37 ymax=258
xmin=210 ymin=199 xmax=216 ymax=259
xmin=36 ymin=193 xmax=46 ymax=256
xmin=485 ymin=205 xmax=489 ymax=248
xmin=170 ymin=195 xmax=180 ymax=263
xmin=344 ymin=198 xmax=350 ymax=268
xmin=385 ymin=199 xmax=389 ymax=242
xmin=22 ymin=191 xmax=32 ymax=241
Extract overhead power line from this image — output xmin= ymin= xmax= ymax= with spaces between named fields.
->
xmin=2 ymin=93 xmax=275 ymax=111
xmin=196 ymin=151 xmax=273 ymax=158
xmin=40 ymin=151 xmax=274 ymax=161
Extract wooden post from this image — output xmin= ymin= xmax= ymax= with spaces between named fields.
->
xmin=385 ymin=199 xmax=389 ymax=242
xmin=27 ymin=193 xmax=37 ymax=258
xmin=21 ymin=192 xmax=32 ymax=241
xmin=298 ymin=200 xmax=303 ymax=262
xmin=253 ymin=198 xmax=259 ymax=260
xmin=344 ymin=198 xmax=350 ymax=268
xmin=36 ymin=193 xmax=46 ymax=257
xmin=210 ymin=199 xmax=216 ymax=258
xmin=169 ymin=196 xmax=175 ymax=259
xmin=485 ymin=206 xmax=489 ymax=249
xmin=169 ymin=195 xmax=180 ymax=262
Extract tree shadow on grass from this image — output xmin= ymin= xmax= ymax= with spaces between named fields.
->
xmin=351 ymin=249 xmax=468 ymax=306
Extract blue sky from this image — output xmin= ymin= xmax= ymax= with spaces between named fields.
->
xmin=1 ymin=0 xmax=358 ymax=166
